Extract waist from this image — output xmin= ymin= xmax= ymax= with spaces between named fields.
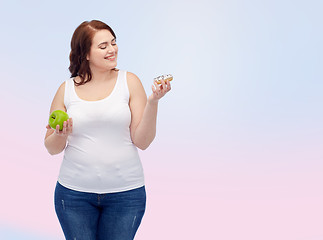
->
xmin=58 ymin=145 xmax=144 ymax=193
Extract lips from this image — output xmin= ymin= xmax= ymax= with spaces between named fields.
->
xmin=105 ymin=55 xmax=116 ymax=60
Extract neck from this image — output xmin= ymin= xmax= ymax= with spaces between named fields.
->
xmin=90 ymin=67 xmax=116 ymax=83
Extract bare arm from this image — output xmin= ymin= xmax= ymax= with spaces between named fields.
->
xmin=44 ymin=82 xmax=73 ymax=155
xmin=127 ymin=72 xmax=171 ymax=150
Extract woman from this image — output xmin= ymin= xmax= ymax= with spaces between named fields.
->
xmin=44 ymin=20 xmax=171 ymax=240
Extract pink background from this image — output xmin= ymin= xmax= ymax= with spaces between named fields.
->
xmin=1 ymin=0 xmax=322 ymax=239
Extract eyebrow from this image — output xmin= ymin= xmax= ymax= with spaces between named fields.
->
xmin=98 ymin=38 xmax=116 ymax=46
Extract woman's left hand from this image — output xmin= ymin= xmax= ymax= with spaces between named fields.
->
xmin=148 ymin=79 xmax=171 ymax=103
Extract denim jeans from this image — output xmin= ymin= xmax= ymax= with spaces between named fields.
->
xmin=54 ymin=182 xmax=146 ymax=240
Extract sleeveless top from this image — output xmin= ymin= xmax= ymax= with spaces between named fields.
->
xmin=57 ymin=70 xmax=145 ymax=193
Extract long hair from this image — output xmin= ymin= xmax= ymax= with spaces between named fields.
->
xmin=69 ymin=20 xmax=117 ymax=86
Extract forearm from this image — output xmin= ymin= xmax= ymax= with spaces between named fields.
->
xmin=44 ymin=133 xmax=68 ymax=155
xmin=132 ymin=99 xmax=158 ymax=150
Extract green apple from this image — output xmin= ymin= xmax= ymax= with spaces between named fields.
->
xmin=48 ymin=110 xmax=69 ymax=131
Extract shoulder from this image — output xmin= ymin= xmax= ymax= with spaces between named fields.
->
xmin=126 ymin=71 xmax=140 ymax=82
xmin=126 ymin=71 xmax=146 ymax=99
xmin=52 ymin=81 xmax=67 ymax=98
xmin=126 ymin=71 xmax=143 ymax=90
xmin=49 ymin=80 xmax=68 ymax=113
xmin=58 ymin=81 xmax=66 ymax=91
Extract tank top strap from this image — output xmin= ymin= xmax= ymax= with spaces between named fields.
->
xmin=64 ymin=78 xmax=75 ymax=109
xmin=115 ymin=70 xmax=130 ymax=102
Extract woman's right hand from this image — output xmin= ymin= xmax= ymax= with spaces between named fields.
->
xmin=46 ymin=118 xmax=73 ymax=137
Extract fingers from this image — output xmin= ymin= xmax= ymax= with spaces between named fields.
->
xmin=152 ymin=81 xmax=160 ymax=97
xmin=166 ymin=80 xmax=171 ymax=91
xmin=152 ymin=81 xmax=158 ymax=93
xmin=55 ymin=124 xmax=60 ymax=134
xmin=62 ymin=118 xmax=73 ymax=135
xmin=161 ymin=79 xmax=166 ymax=92
xmin=53 ymin=118 xmax=73 ymax=136
xmin=158 ymin=79 xmax=171 ymax=94
xmin=151 ymin=78 xmax=171 ymax=102
xmin=62 ymin=120 xmax=67 ymax=134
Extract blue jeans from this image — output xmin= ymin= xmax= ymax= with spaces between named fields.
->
xmin=54 ymin=182 xmax=146 ymax=240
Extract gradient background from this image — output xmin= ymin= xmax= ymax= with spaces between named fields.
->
xmin=0 ymin=0 xmax=322 ymax=239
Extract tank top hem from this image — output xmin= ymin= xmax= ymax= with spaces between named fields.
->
xmin=57 ymin=178 xmax=145 ymax=194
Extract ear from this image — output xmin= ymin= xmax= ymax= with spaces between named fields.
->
xmin=86 ymin=54 xmax=90 ymax=61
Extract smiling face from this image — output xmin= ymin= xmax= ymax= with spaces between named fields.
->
xmin=86 ymin=29 xmax=118 ymax=72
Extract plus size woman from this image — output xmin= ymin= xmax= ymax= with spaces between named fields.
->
xmin=44 ymin=20 xmax=172 ymax=240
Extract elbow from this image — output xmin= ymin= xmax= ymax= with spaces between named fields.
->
xmin=133 ymin=139 xmax=150 ymax=150
xmin=137 ymin=143 xmax=150 ymax=151
xmin=133 ymin=138 xmax=154 ymax=151
xmin=47 ymin=149 xmax=60 ymax=156
xmin=44 ymin=142 xmax=63 ymax=156
xmin=131 ymin=131 xmax=156 ymax=150
xmin=45 ymin=147 xmax=61 ymax=156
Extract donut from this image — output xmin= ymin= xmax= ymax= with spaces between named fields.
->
xmin=154 ymin=74 xmax=173 ymax=84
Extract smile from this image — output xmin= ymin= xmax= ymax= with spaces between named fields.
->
xmin=105 ymin=55 xmax=116 ymax=61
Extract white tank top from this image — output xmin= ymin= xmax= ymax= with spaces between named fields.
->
xmin=58 ymin=70 xmax=145 ymax=193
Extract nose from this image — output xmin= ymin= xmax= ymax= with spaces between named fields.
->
xmin=107 ymin=44 xmax=115 ymax=53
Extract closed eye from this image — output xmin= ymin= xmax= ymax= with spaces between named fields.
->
xmin=98 ymin=39 xmax=117 ymax=48
xmin=99 ymin=43 xmax=117 ymax=49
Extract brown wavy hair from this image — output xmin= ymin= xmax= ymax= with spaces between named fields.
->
xmin=69 ymin=20 xmax=117 ymax=86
